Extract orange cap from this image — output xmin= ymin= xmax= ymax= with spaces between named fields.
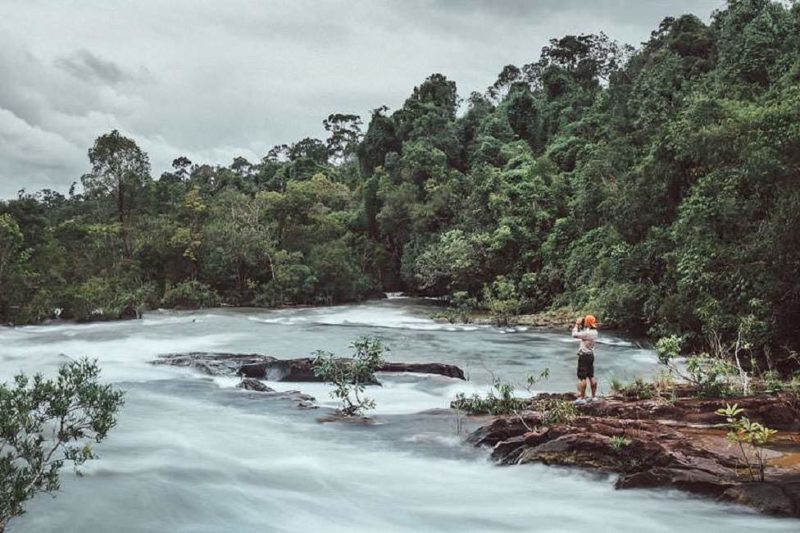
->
xmin=584 ymin=315 xmax=597 ymax=328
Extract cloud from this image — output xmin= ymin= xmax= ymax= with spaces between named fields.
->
xmin=0 ymin=0 xmax=724 ymax=199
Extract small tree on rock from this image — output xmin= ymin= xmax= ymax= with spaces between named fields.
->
xmin=312 ymin=337 xmax=386 ymax=416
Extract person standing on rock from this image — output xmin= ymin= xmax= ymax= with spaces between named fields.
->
xmin=572 ymin=314 xmax=598 ymax=404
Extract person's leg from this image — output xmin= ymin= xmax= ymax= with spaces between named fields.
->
xmin=577 ymin=378 xmax=587 ymax=399
xmin=590 ymin=377 xmax=598 ymax=398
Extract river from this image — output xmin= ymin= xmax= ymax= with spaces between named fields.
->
xmin=1 ymin=298 xmax=796 ymax=532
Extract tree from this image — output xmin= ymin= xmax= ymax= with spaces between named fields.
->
xmin=0 ymin=213 xmax=26 ymax=319
xmin=81 ymin=130 xmax=151 ymax=258
xmin=312 ymin=337 xmax=386 ymax=416
xmin=323 ymin=113 xmax=363 ymax=163
xmin=0 ymin=359 xmax=124 ymax=532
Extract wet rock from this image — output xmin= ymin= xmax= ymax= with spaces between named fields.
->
xmin=152 ymin=353 xmax=466 ymax=382
xmin=722 ymin=481 xmax=800 ymax=516
xmin=317 ymin=414 xmax=376 ymax=425
xmin=237 ymin=378 xmax=275 ymax=393
xmin=379 ymin=362 xmax=465 ymax=380
xmin=153 ymin=353 xmax=276 ymax=376
xmin=120 ymin=304 xmax=140 ymax=320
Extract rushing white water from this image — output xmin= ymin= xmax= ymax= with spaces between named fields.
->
xmin=1 ymin=299 xmax=796 ymax=532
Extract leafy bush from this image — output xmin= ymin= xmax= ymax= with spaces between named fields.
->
xmin=312 ymin=337 xmax=386 ymax=416
xmin=63 ymin=277 xmax=157 ymax=322
xmin=431 ymin=291 xmax=477 ymax=323
xmin=482 ymin=276 xmax=521 ymax=326
xmin=451 ymin=379 xmax=529 ymax=415
xmin=656 ymin=334 xmax=737 ymax=397
xmin=0 ymin=359 xmax=125 ymax=531
xmin=620 ymin=376 xmax=654 ymax=400
xmin=451 ymin=370 xmax=549 ymax=415
xmin=540 ymin=399 xmax=578 ymax=426
xmin=162 ymin=280 xmax=221 ymax=309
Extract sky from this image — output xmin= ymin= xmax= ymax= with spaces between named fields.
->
xmin=0 ymin=0 xmax=724 ymax=198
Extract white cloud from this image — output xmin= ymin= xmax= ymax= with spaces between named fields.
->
xmin=0 ymin=0 xmax=724 ymax=198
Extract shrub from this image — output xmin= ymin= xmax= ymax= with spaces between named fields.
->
xmin=656 ymin=334 xmax=737 ymax=397
xmin=450 ymin=370 xmax=549 ymax=416
xmin=482 ymin=276 xmax=521 ymax=326
xmin=540 ymin=399 xmax=578 ymax=425
xmin=451 ymin=379 xmax=528 ymax=416
xmin=0 ymin=359 xmax=125 ymax=531
xmin=312 ymin=337 xmax=386 ymax=416
xmin=64 ymin=277 xmax=157 ymax=322
xmin=162 ymin=280 xmax=221 ymax=309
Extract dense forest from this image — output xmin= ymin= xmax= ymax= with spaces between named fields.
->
xmin=1 ymin=0 xmax=798 ymax=370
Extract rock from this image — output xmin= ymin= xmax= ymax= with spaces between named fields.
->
xmin=153 ymin=353 xmax=276 ymax=376
xmin=317 ymin=414 xmax=376 ymax=425
xmin=152 ymin=352 xmax=466 ymax=382
xmin=469 ymin=393 xmax=800 ymax=518
xmin=722 ymin=481 xmax=800 ymax=516
xmin=237 ymin=378 xmax=275 ymax=393
xmin=379 ymin=362 xmax=465 ymax=380
xmin=580 ymin=393 xmax=800 ymax=431
xmin=120 ymin=304 xmax=140 ymax=320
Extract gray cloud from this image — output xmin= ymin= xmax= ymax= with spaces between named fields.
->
xmin=0 ymin=0 xmax=724 ymax=199
xmin=55 ymin=50 xmax=137 ymax=85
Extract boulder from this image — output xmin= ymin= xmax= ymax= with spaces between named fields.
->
xmin=152 ymin=353 xmax=467 ymax=382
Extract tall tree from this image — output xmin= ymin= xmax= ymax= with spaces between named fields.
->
xmin=81 ymin=130 xmax=151 ymax=258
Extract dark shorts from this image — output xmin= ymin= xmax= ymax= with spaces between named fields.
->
xmin=577 ymin=350 xmax=594 ymax=380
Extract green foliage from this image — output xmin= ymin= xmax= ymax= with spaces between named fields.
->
xmin=540 ymin=398 xmax=579 ymax=426
xmin=0 ymin=359 xmax=124 ymax=530
xmin=451 ymin=370 xmax=550 ymax=416
xmin=609 ymin=435 xmax=632 ymax=452
xmin=162 ymin=280 xmax=221 ymax=309
xmin=312 ymin=337 xmax=387 ymax=416
xmin=482 ymin=277 xmax=521 ymax=326
xmin=715 ymin=403 xmax=778 ymax=482
xmin=451 ymin=379 xmax=529 ymax=416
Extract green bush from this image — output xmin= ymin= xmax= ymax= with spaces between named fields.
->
xmin=312 ymin=337 xmax=387 ymax=416
xmin=482 ymin=276 xmax=521 ymax=326
xmin=162 ymin=280 xmax=221 ymax=309
xmin=540 ymin=398 xmax=578 ymax=425
xmin=0 ymin=359 xmax=124 ymax=530
xmin=63 ymin=277 xmax=157 ymax=322
xmin=451 ymin=379 xmax=529 ymax=415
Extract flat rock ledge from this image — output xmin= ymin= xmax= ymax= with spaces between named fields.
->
xmin=468 ymin=392 xmax=800 ymax=517
xmin=151 ymin=352 xmax=466 ymax=381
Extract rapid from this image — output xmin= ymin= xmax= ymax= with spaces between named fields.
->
xmin=1 ymin=298 xmax=796 ymax=532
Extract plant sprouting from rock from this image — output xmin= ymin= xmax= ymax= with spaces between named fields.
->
xmin=715 ymin=403 xmax=777 ymax=482
xmin=312 ymin=337 xmax=386 ymax=416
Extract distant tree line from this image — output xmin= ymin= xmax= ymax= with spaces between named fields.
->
xmin=1 ymin=0 xmax=799 ymax=371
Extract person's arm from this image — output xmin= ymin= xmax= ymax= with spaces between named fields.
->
xmin=571 ymin=320 xmax=585 ymax=339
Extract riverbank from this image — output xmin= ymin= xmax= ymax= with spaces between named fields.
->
xmin=468 ymin=389 xmax=800 ymax=517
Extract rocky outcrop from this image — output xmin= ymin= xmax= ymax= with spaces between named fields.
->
xmin=235 ymin=377 xmax=317 ymax=408
xmin=152 ymin=352 xmax=466 ymax=381
xmin=237 ymin=378 xmax=276 ymax=392
xmin=379 ymin=362 xmax=465 ymax=380
xmin=469 ymin=393 xmax=800 ymax=518
xmin=152 ymin=352 xmax=275 ymax=376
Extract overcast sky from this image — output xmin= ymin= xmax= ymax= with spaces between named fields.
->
xmin=0 ymin=0 xmax=724 ymax=198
